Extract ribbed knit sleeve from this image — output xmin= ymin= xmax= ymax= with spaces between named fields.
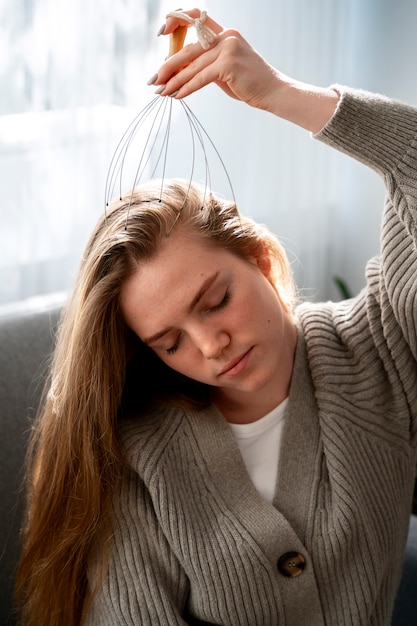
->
xmin=315 ymin=86 xmax=417 ymax=368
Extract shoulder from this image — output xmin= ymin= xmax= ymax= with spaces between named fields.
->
xmin=117 ymin=401 xmax=230 ymax=478
xmin=116 ymin=401 xmax=248 ymax=508
xmin=295 ymin=288 xmax=371 ymax=355
xmin=294 ymin=288 xmax=384 ymax=391
xmin=118 ymin=402 xmax=186 ymax=470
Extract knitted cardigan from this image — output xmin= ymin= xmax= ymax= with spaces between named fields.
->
xmin=85 ymin=88 xmax=417 ymax=625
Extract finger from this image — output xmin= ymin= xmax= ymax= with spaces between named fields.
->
xmin=156 ymin=44 xmax=221 ymax=97
xmin=155 ymin=24 xmax=238 ymax=88
xmin=170 ymin=66 xmax=222 ymax=99
xmin=156 ymin=39 xmax=214 ymax=85
xmin=161 ymin=9 xmax=224 ymax=37
xmin=166 ymin=57 xmax=233 ymax=100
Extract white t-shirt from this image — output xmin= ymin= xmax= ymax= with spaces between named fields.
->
xmin=228 ymin=399 xmax=288 ymax=505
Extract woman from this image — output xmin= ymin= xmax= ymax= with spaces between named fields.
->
xmin=16 ymin=9 xmax=417 ymax=626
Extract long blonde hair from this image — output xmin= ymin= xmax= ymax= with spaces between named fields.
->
xmin=16 ymin=179 xmax=296 ymax=625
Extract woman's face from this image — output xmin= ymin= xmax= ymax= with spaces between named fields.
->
xmin=120 ymin=227 xmax=296 ymax=422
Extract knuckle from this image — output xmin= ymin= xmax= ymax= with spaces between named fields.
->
xmin=220 ymin=30 xmax=244 ymax=55
xmin=222 ymin=28 xmax=243 ymax=45
xmin=223 ymin=28 xmax=241 ymax=39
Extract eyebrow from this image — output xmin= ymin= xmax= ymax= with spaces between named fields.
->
xmin=143 ymin=271 xmax=220 ymax=346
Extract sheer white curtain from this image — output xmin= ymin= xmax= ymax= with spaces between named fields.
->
xmin=0 ymin=0 xmax=165 ymax=305
xmin=1 ymin=0 xmax=417 ymax=306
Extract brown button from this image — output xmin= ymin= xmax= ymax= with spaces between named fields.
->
xmin=277 ymin=551 xmax=306 ymax=577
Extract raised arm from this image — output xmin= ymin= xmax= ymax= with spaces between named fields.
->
xmin=151 ymin=9 xmax=339 ymax=134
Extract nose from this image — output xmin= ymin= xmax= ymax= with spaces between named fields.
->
xmin=194 ymin=326 xmax=230 ymax=359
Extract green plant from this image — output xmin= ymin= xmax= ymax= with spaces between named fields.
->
xmin=333 ymin=275 xmax=353 ymax=300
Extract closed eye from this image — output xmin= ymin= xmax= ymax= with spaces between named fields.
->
xmin=208 ymin=289 xmax=231 ymax=313
xmin=166 ymin=290 xmax=231 ymax=356
xmin=166 ymin=334 xmax=182 ymax=355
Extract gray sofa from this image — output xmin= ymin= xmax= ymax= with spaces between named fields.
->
xmin=0 ymin=295 xmax=63 ymax=625
xmin=0 ymin=295 xmax=416 ymax=626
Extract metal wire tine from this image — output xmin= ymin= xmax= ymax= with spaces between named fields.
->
xmin=128 ymin=96 xmax=169 ymax=196
xmin=148 ymin=98 xmax=174 ymax=180
xmin=122 ymin=98 xmax=168 ymax=195
xmin=124 ymin=97 xmax=172 ymax=230
xmin=180 ymin=100 xmax=198 ymax=208
xmin=180 ymin=101 xmax=212 ymax=206
xmin=118 ymin=96 xmax=165 ymax=200
xmin=104 ymin=96 xmax=161 ymax=218
xmin=124 ymin=97 xmax=170 ymax=230
xmin=181 ymin=100 xmax=237 ymax=207
xmin=109 ymin=91 xmax=236 ymax=233
xmin=158 ymin=97 xmax=174 ymax=202
xmin=162 ymin=100 xmax=197 ymax=237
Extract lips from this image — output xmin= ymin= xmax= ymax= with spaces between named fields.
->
xmin=219 ymin=347 xmax=253 ymax=377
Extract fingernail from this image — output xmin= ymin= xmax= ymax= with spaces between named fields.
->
xmin=147 ymin=73 xmax=158 ymax=86
xmin=157 ymin=24 xmax=165 ymax=36
xmin=170 ymin=90 xmax=180 ymax=98
xmin=155 ymin=85 xmax=166 ymax=95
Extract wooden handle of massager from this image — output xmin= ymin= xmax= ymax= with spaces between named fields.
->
xmin=168 ymin=25 xmax=188 ymax=57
